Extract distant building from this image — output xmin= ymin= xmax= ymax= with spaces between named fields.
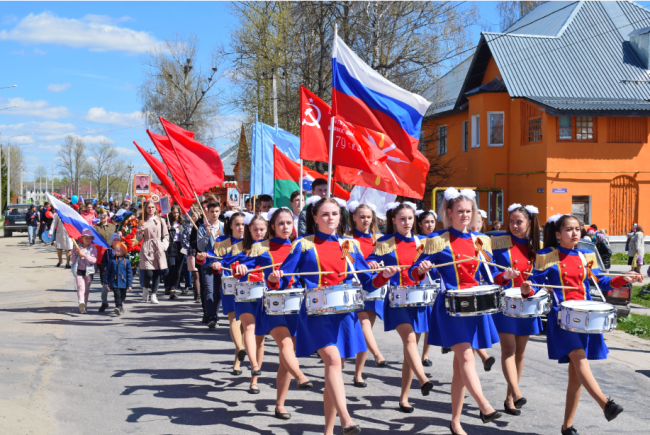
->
xmin=423 ymin=1 xmax=650 ymax=235
xmin=233 ymin=124 xmax=251 ymax=194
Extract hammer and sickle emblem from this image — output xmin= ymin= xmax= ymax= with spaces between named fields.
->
xmin=302 ymin=103 xmax=321 ymax=128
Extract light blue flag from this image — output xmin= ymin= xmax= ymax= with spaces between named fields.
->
xmin=250 ymin=120 xmax=300 ymax=196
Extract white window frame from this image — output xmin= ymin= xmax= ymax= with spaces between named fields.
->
xmin=471 ymin=114 xmax=480 ymax=148
xmin=487 ymin=111 xmax=505 ymax=147
xmin=438 ymin=125 xmax=447 ymax=155
xmin=462 ymin=120 xmax=469 ymax=152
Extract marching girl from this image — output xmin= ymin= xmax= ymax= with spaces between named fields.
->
xmin=196 ymin=211 xmax=247 ymax=375
xmin=411 ymin=188 xmax=519 ymax=435
xmin=521 ymin=214 xmax=642 ymax=435
xmin=268 ymin=197 xmax=400 ymax=435
xmin=490 ymin=204 xmax=542 ymax=416
xmin=233 ymin=208 xmax=314 ymax=418
xmin=366 ymin=202 xmax=434 ymax=414
xmin=346 ymin=201 xmax=387 ymax=390
xmin=415 ymin=209 xmax=439 ymax=366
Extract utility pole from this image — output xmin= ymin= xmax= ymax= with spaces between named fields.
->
xmin=272 ymin=67 xmax=278 ymax=126
xmin=6 ymin=146 xmax=10 ymax=206
xmin=19 ymin=163 xmax=23 ymax=203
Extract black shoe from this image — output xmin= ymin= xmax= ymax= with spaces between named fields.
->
xmin=248 ymin=384 xmax=260 ymax=394
xmin=99 ymin=303 xmax=108 ymax=312
xmin=513 ymin=396 xmax=527 ymax=409
xmin=353 ymin=379 xmax=367 ymax=388
xmin=341 ymin=424 xmax=361 ymax=435
xmin=604 ymin=398 xmax=623 ymax=422
xmin=237 ymin=349 xmax=247 ymax=362
xmin=441 ymin=347 xmax=452 ymax=354
xmin=251 ymin=367 xmax=262 ymax=376
xmin=208 ymin=320 xmax=216 ymax=329
xmin=483 ymin=356 xmax=496 ymax=372
xmin=399 ymin=402 xmax=414 ymax=413
xmin=504 ymin=401 xmax=521 ymax=416
xmin=56 ymin=261 xmax=61 ymax=267
xmin=420 ymin=381 xmax=434 ymax=396
xmin=297 ymin=377 xmax=313 ymax=390
xmin=164 ymin=289 xmax=171 ymax=295
xmin=232 ymin=369 xmax=242 ymax=376
xmin=561 ymin=426 xmax=578 ymax=435
xmin=169 ymin=293 xmax=177 ymax=300
xmin=422 ymin=358 xmax=432 ymax=367
xmin=201 ymin=316 xmax=209 ymax=324
xmin=65 ymin=264 xmax=71 ymax=269
xmin=275 ymin=408 xmax=291 ymax=420
xmin=375 ymin=359 xmax=387 ymax=367
xmin=480 ymin=410 xmax=502 ymax=424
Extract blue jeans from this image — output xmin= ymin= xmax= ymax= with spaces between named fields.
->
xmin=28 ymin=226 xmax=37 ymax=244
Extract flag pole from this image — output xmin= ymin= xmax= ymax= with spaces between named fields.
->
xmin=299 ymin=159 xmax=303 ymax=201
xmin=327 ymin=23 xmax=338 ymax=198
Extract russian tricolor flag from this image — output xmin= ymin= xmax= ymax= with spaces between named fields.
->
xmin=47 ymin=193 xmax=110 ymax=259
xmin=331 ymin=35 xmax=431 ymax=161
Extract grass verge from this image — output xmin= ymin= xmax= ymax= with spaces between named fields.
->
xmin=617 ymin=313 xmax=650 ymax=339
xmin=611 ymin=253 xmax=650 ymax=265
xmin=631 ymin=285 xmax=650 ymax=308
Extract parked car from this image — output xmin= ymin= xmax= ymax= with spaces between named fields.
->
xmin=3 ymin=204 xmax=31 ymax=237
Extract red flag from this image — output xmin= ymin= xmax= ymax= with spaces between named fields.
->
xmin=147 ymin=130 xmax=193 ymax=199
xmin=334 ymin=127 xmax=430 ymax=199
xmin=134 ymin=142 xmax=195 ymax=213
xmin=159 ymin=117 xmax=224 ymax=196
xmin=300 ymin=86 xmax=391 ymax=183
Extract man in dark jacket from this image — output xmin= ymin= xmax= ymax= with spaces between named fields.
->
xmin=94 ymin=208 xmax=117 ymax=312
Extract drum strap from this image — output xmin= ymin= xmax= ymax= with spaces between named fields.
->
xmin=339 ymin=239 xmax=360 ymax=284
xmin=471 ymin=234 xmax=494 ymax=284
xmin=577 ymin=251 xmax=606 ymax=302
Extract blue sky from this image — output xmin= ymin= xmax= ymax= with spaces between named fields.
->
xmin=3 ymin=1 xmax=643 ymax=181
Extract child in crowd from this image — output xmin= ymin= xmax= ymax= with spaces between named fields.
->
xmin=71 ymin=229 xmax=98 ymax=314
xmin=106 ymin=237 xmax=133 ymax=316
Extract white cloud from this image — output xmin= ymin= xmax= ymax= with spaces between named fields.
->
xmin=9 ymin=49 xmax=24 ymax=55
xmin=81 ymin=14 xmax=134 ymax=25
xmin=39 ymin=133 xmax=114 ymax=145
xmin=84 ymin=107 xmax=144 ymax=126
xmin=115 ymin=147 xmax=139 ymax=157
xmin=0 ymin=97 xmax=73 ymax=119
xmin=47 ymin=83 xmax=71 ymax=93
xmin=0 ymin=12 xmax=161 ymax=54
xmin=33 ymin=48 xmax=46 ymax=55
xmin=1 ymin=15 xmax=18 ymax=25
xmin=0 ymin=121 xmax=76 ymax=136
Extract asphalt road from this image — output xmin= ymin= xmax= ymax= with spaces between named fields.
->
xmin=2 ymin=234 xmax=650 ymax=434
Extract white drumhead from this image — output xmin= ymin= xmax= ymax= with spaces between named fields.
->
xmin=266 ymin=289 xmax=304 ymax=295
xmin=562 ymin=300 xmax=610 ymax=309
xmin=449 ymin=285 xmax=500 ymax=294
xmin=503 ymin=288 xmax=548 ymax=299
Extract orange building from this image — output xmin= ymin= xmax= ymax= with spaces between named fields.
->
xmin=423 ymin=1 xmax=650 ymax=235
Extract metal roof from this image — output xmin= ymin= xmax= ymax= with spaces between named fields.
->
xmin=465 ymin=77 xmax=508 ymax=96
xmin=482 ymin=1 xmax=650 ymax=102
xmin=220 ymin=144 xmax=238 ymax=177
xmin=501 ymin=1 xmax=580 ymax=38
xmin=423 ymin=56 xmax=472 ymax=117
xmin=526 ymin=96 xmax=650 ymax=114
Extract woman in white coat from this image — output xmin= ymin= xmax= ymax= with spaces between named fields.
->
xmin=49 ymin=210 xmax=73 ymax=268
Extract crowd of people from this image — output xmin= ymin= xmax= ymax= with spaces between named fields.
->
xmin=26 ymin=182 xmax=645 ymax=435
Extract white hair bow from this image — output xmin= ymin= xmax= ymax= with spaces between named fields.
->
xmin=333 ymin=197 xmax=347 ymax=208
xmin=385 ymin=202 xmax=400 ymax=211
xmin=347 ymin=200 xmax=360 ymax=212
xmin=243 ymin=213 xmax=255 ymax=225
xmin=430 ymin=210 xmax=438 ymax=219
xmin=508 ymin=203 xmax=523 ymax=212
xmin=367 ymin=203 xmax=377 ymax=213
xmin=548 ymin=213 xmax=563 ymax=223
xmin=525 ymin=205 xmax=539 ymax=214
xmin=403 ymin=201 xmax=417 ymax=210
xmin=459 ymin=188 xmax=476 ymax=200
xmin=443 ymin=187 xmax=460 ymax=200
xmin=415 ymin=209 xmax=425 ymax=216
xmin=479 ymin=209 xmax=487 ymax=218
xmin=306 ymin=195 xmax=322 ymax=206
xmin=267 ymin=208 xmax=278 ymax=217
xmin=224 ymin=211 xmax=235 ymax=219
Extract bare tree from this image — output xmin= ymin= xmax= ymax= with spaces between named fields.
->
xmin=57 ymin=136 xmax=87 ymax=197
xmin=497 ymin=1 xmax=543 ymax=31
xmin=1 ymin=144 xmax=23 ymax=209
xmin=86 ymin=140 xmax=131 ymax=201
xmin=139 ymin=33 xmax=228 ymax=144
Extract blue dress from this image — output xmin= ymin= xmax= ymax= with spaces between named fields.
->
xmin=490 ymin=233 xmax=543 ymax=336
xmin=204 ymin=235 xmax=243 ymax=315
xmin=410 ymin=228 xmax=502 ymax=349
xmin=351 ymin=229 xmax=384 ymax=319
xmin=529 ymin=246 xmax=625 ymax=363
xmin=269 ymin=231 xmax=387 ymax=358
xmin=368 ymin=232 xmax=431 ymax=333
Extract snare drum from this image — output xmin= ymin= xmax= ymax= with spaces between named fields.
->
xmin=222 ymin=276 xmax=237 ymax=295
xmin=264 ymin=289 xmax=304 ymax=315
xmin=559 ymin=300 xmax=617 ymax=333
xmin=445 ymin=285 xmax=500 ymax=317
xmin=389 ymin=285 xmax=437 ymax=308
xmin=500 ymin=288 xmax=552 ymax=318
xmin=235 ymin=282 xmax=266 ymax=302
xmin=364 ymin=285 xmax=388 ymax=301
xmin=305 ymin=284 xmax=364 ymax=316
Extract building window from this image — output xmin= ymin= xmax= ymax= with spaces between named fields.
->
xmin=558 ymin=116 xmax=596 ymax=141
xmin=528 ymin=117 xmax=542 ymax=142
xmin=438 ymin=125 xmax=447 ymax=155
xmin=487 ymin=191 xmax=503 ymax=226
xmin=462 ymin=120 xmax=469 ymax=152
xmin=488 ymin=112 xmax=504 ymax=147
xmin=521 ymin=101 xmax=543 ymax=144
xmin=572 ymin=195 xmax=591 ymax=225
xmin=471 ymin=114 xmax=480 ymax=148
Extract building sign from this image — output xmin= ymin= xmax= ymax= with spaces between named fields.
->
xmin=552 ymin=188 xmax=568 ymax=193
xmin=537 ymin=188 xmax=544 ymax=193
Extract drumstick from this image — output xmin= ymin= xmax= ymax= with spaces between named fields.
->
xmin=463 ymin=255 xmax=533 ymax=276
xmin=531 ymin=284 xmax=579 ymax=290
xmin=281 ymin=271 xmax=334 ymax=277
xmin=338 ymin=265 xmax=410 ymax=276
xmin=599 ymin=273 xmax=640 ymax=277
xmin=258 ymin=263 xmax=282 ymax=270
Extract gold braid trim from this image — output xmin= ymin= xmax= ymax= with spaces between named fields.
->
xmin=584 ymin=252 xmax=598 ymax=267
xmin=290 ymin=235 xmax=315 ymax=254
xmin=230 ymin=241 xmax=243 ymax=256
xmin=491 ymin=235 xmax=513 ymax=251
xmin=423 ymin=231 xmax=450 ymax=255
xmin=249 ymin=240 xmax=270 ymax=258
xmin=535 ymin=248 xmax=559 ymax=271
xmin=373 ymin=237 xmax=396 ymax=257
xmin=346 ymin=238 xmax=361 ymax=254
xmin=215 ymin=238 xmax=232 ymax=257
xmin=475 ymin=235 xmax=492 ymax=253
